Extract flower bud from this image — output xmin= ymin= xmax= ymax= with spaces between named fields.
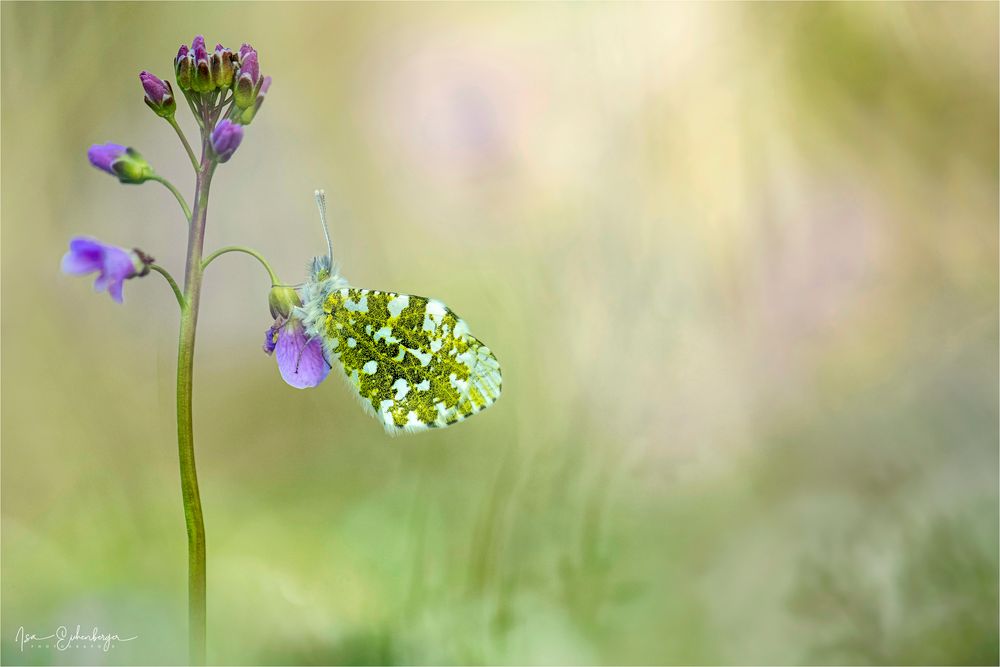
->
xmin=210 ymin=120 xmax=243 ymax=163
xmin=236 ymin=76 xmax=270 ymax=125
xmin=211 ymin=44 xmax=236 ymax=90
xmin=268 ymin=285 xmax=302 ymax=319
xmin=140 ymin=71 xmax=176 ymax=118
xmin=87 ymin=143 xmax=154 ymax=184
xmin=233 ymin=51 xmax=261 ymax=109
xmin=192 ymin=43 xmax=214 ymax=93
xmin=175 ymin=45 xmax=193 ymax=91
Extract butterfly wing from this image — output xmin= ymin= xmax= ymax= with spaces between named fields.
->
xmin=319 ymin=288 xmax=502 ymax=433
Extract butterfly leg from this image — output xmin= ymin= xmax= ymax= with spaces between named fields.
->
xmin=294 ymin=334 xmax=333 ymax=372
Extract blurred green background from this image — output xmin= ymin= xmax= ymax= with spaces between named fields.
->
xmin=2 ymin=2 xmax=997 ymax=665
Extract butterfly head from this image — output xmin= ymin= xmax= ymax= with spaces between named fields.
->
xmin=310 ymin=254 xmax=333 ymax=283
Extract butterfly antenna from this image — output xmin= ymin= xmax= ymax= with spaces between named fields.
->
xmin=314 ymin=189 xmax=333 ymax=266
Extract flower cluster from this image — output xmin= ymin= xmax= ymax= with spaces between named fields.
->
xmin=174 ymin=37 xmax=270 ymax=127
xmin=67 ymin=35 xmax=272 ymax=306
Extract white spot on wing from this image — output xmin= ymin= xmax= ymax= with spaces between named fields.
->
xmin=374 ymin=326 xmax=397 ymax=344
xmin=363 ymin=360 xmax=378 ymax=374
xmin=392 ymin=378 xmax=410 ymax=400
xmin=408 ymin=347 xmax=432 ymax=366
xmin=387 ymin=294 xmax=409 ymax=318
xmin=344 ymin=294 xmax=368 ymax=312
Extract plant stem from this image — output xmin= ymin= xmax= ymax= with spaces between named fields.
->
xmin=151 ymin=175 xmax=192 ymax=223
xmin=176 ymin=136 xmax=216 ymax=666
xmin=167 ymin=117 xmax=199 ymax=172
xmin=149 ymin=263 xmax=185 ymax=309
xmin=201 ymin=245 xmax=280 ymax=284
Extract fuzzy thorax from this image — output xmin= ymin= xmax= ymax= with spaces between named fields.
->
xmin=296 ymin=256 xmax=348 ymax=340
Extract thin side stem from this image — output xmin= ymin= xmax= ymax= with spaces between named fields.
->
xmin=168 ymin=117 xmax=199 ymax=172
xmin=151 ymin=175 xmax=192 ymax=223
xmin=149 ymin=264 xmax=185 ymax=309
xmin=185 ymin=93 xmax=204 ymax=130
xmin=201 ymin=245 xmax=280 ymax=285
xmin=213 ymin=94 xmax=233 ymax=114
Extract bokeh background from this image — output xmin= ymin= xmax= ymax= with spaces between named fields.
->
xmin=2 ymin=2 xmax=998 ymax=665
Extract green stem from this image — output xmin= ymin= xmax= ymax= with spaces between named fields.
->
xmin=176 ymin=137 xmax=216 ymax=666
xmin=149 ymin=263 xmax=185 ymax=309
xmin=201 ymin=245 xmax=280 ymax=284
xmin=151 ymin=175 xmax=192 ymax=223
xmin=168 ymin=117 xmax=199 ymax=172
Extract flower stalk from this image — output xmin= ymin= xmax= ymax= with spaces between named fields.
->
xmin=175 ymin=137 xmax=215 ymax=666
xmin=150 ymin=174 xmax=192 ymax=223
xmin=64 ymin=35 xmax=274 ymax=664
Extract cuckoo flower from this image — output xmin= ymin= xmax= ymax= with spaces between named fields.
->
xmin=140 ymin=71 xmax=176 ymax=118
xmin=233 ymin=46 xmax=262 ymax=110
xmin=210 ymin=119 xmax=243 ymax=162
xmin=264 ymin=318 xmax=330 ymax=389
xmin=237 ymin=75 xmax=271 ymax=125
xmin=71 ymin=34 xmax=280 ymax=665
xmin=87 ymin=143 xmax=153 ymax=184
xmin=262 ymin=284 xmax=328 ymax=388
xmin=175 ymin=44 xmax=193 ymax=90
xmin=61 ymin=236 xmax=149 ymax=303
xmin=211 ymin=44 xmax=236 ymax=90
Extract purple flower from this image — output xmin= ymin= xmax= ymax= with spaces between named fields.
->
xmin=211 ymin=44 xmax=236 ymax=89
xmin=234 ymin=51 xmax=262 ymax=109
xmin=140 ymin=71 xmax=176 ymax=118
xmin=237 ymin=75 xmax=271 ymax=125
xmin=61 ymin=236 xmax=142 ymax=303
xmin=192 ymin=40 xmax=212 ymax=93
xmin=87 ymin=143 xmax=153 ymax=184
xmin=210 ymin=119 xmax=243 ymax=162
xmin=87 ymin=143 xmax=127 ymax=174
xmin=175 ymin=44 xmax=193 ymax=90
xmin=264 ymin=318 xmax=330 ymax=389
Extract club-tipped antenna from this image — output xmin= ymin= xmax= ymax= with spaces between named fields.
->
xmin=314 ymin=189 xmax=333 ymax=265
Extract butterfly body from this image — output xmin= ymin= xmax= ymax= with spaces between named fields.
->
xmin=296 ymin=256 xmax=502 ymax=434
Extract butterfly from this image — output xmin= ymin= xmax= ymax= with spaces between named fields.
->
xmin=276 ymin=190 xmax=502 ymax=434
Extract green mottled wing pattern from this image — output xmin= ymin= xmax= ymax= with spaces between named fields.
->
xmin=321 ymin=288 xmax=502 ymax=433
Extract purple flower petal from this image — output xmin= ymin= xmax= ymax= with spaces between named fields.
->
xmin=87 ymin=143 xmax=127 ymax=174
xmin=60 ymin=237 xmax=105 ymax=274
xmin=263 ymin=321 xmax=280 ymax=354
xmin=191 ymin=35 xmax=206 ymax=51
xmin=240 ymin=51 xmax=259 ymax=84
xmin=61 ymin=236 xmax=138 ymax=304
xmin=274 ymin=319 xmax=329 ymax=389
xmin=210 ymin=119 xmax=243 ymax=162
xmin=193 ymin=44 xmax=209 ymax=65
xmin=139 ymin=70 xmax=170 ymax=104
